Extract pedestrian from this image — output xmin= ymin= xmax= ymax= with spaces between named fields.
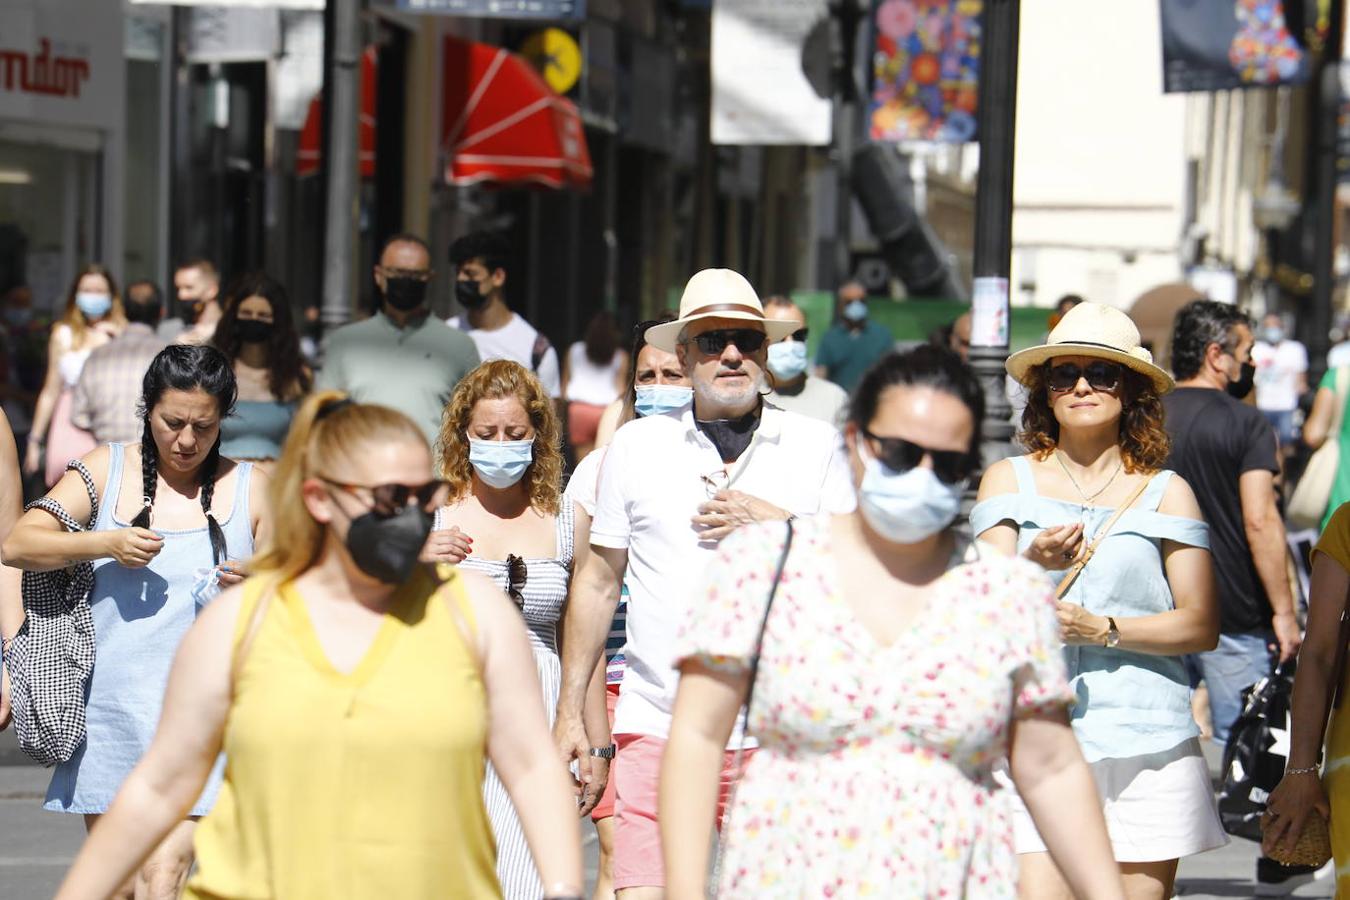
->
xmin=661 ymin=346 xmax=1126 ymax=899
xmin=592 ymin=314 xmax=680 ymax=448
xmin=0 ymin=283 xmax=48 ymax=457
xmin=25 ymin=264 xmax=125 ymax=487
xmin=0 ymin=408 xmax=30 ymax=730
xmin=49 ymin=391 xmax=585 ymax=900
xmin=1297 ymin=353 xmax=1350 ymax=531
xmin=813 ymin=280 xmax=893 ymax=392
xmin=554 ymin=268 xmax=855 ymax=898
xmin=762 ymin=295 xmax=847 ymax=424
xmin=562 ymin=311 xmax=627 ymax=462
xmin=71 ymin=280 xmax=169 ymax=446
xmin=1251 ymin=312 xmax=1308 ymax=454
xmin=421 ymin=359 xmax=606 ymax=898
xmin=3 ymin=344 xmax=269 ymax=899
xmin=972 ymin=302 xmax=1226 ymax=900
xmin=162 ymin=259 xmax=223 ymax=345
xmin=449 ymin=231 xmax=562 ymax=402
xmin=317 ymin=233 xmax=481 ymax=445
xmin=1263 ymin=501 xmax=1350 ymax=896
xmin=212 ymin=272 xmax=311 ymax=463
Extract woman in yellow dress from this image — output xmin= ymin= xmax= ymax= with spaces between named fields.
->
xmin=52 ymin=392 xmax=584 ymax=900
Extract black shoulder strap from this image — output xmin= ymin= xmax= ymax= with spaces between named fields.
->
xmin=530 ymin=333 xmax=551 ymax=373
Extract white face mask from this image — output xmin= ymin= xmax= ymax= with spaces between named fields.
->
xmin=856 ymin=441 xmax=965 ymax=544
xmin=468 ymin=438 xmax=533 ymax=489
xmin=767 ymin=341 xmax=809 ymax=381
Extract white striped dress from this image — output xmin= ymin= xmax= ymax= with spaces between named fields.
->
xmin=436 ymin=502 xmax=575 ymax=899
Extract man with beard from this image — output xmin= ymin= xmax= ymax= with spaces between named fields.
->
xmin=553 ymin=268 xmax=856 ymax=899
xmin=317 ymin=233 xmax=480 ymax=443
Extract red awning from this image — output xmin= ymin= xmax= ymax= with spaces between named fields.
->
xmin=441 ymin=37 xmax=592 ymax=189
xmin=297 ymin=45 xmax=377 ymax=178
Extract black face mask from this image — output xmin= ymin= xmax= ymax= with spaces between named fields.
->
xmin=384 ymin=277 xmax=429 ymax=312
xmin=344 ymin=504 xmax=434 ymax=583
xmin=695 ymin=407 xmax=761 ymax=463
xmin=455 ymin=278 xmax=490 ymax=310
xmin=235 ymin=319 xmax=273 ymax=345
xmin=1227 ymin=361 xmax=1257 ymax=400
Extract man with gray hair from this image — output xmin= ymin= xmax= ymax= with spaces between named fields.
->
xmin=762 ymin=295 xmax=848 ymax=424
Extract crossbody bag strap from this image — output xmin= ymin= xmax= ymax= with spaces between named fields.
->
xmin=1054 ymin=476 xmax=1152 ymax=600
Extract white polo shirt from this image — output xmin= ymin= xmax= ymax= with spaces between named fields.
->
xmin=590 ymin=404 xmax=856 ymax=739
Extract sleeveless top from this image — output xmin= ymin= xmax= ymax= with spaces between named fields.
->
xmin=565 ymin=342 xmax=623 ymax=407
xmin=220 ymin=399 xmax=296 ymax=460
xmin=186 ymin=569 xmax=500 ymax=900
xmin=968 ymin=455 xmax=1210 ymax=763
xmin=45 ymin=442 xmax=255 ymax=814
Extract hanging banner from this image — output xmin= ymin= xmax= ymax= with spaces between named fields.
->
xmin=710 ymin=0 xmax=832 ymax=146
xmin=130 ymin=0 xmax=323 ymax=7
xmin=1160 ymin=0 xmax=1310 ymax=93
xmin=380 ymin=0 xmax=585 ymax=19
xmin=866 ymin=0 xmax=981 ymax=144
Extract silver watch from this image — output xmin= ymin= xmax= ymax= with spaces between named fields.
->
xmin=589 ymin=744 xmax=616 ymax=760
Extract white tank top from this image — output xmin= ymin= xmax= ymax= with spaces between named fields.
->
xmin=566 ymin=342 xmax=623 ymax=406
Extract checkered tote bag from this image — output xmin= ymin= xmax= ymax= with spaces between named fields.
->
xmin=4 ymin=460 xmax=99 ymax=766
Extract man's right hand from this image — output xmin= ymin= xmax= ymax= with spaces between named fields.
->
xmin=1272 ymin=612 xmax=1302 ymax=663
xmin=552 ymin=709 xmax=593 ymax=801
xmin=105 ymin=528 xmax=164 ymax=568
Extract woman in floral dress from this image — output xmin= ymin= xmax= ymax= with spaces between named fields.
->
xmin=660 ymin=346 xmax=1126 ymax=899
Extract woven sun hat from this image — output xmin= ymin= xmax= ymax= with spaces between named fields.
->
xmin=1005 ymin=301 xmax=1175 ymax=395
xmin=644 ymin=268 xmax=796 ymax=353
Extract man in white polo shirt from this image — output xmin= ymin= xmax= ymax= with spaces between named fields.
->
xmin=554 ymin=268 xmax=855 ymax=898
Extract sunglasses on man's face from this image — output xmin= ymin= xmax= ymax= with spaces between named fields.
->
xmin=1045 ymin=360 xmax=1124 ymax=394
xmin=789 ymin=327 xmax=808 ymax=342
xmin=862 ymin=429 xmax=971 ymax=485
xmin=324 ymin=479 xmax=447 ymax=518
xmin=690 ymin=328 xmax=768 ymax=355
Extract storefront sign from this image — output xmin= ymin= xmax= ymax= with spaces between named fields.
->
xmin=1160 ymin=0 xmax=1310 ymax=93
xmin=383 ymin=0 xmax=585 ymax=19
xmin=0 ymin=1 xmax=123 ymax=132
xmin=129 ymin=0 xmax=323 ymax=8
xmin=867 ymin=0 xmax=981 ymax=144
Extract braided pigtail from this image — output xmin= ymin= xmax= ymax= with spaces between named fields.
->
xmin=131 ymin=418 xmax=157 ymax=530
xmin=200 ymin=437 xmax=226 ymax=565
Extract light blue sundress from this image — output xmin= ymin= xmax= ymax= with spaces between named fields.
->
xmin=45 ymin=442 xmax=255 ymax=814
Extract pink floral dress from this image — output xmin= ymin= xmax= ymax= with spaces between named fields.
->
xmin=674 ymin=516 xmax=1074 ymax=898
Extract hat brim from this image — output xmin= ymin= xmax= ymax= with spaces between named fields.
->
xmin=1006 ymin=342 xmax=1175 ymax=395
xmin=644 ymin=313 xmax=797 ymax=353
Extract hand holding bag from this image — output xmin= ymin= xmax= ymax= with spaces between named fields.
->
xmin=1288 ymin=367 xmax=1350 ymax=531
xmin=3 ymin=460 xmax=100 ymax=766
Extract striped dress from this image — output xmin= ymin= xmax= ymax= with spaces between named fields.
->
xmin=436 ymin=502 xmax=575 ymax=899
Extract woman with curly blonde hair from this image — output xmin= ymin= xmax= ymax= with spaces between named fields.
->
xmin=425 ymin=359 xmax=608 ymax=900
xmin=971 ymin=303 xmax=1225 ymax=900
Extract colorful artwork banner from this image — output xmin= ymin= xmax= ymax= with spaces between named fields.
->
xmin=1160 ymin=0 xmax=1311 ymax=93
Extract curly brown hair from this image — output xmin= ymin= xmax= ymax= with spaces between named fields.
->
xmin=436 ymin=359 xmax=562 ymax=515
xmin=1018 ymin=362 xmax=1170 ymax=473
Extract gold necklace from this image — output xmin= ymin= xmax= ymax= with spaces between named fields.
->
xmin=1055 ymin=450 xmax=1123 ymax=505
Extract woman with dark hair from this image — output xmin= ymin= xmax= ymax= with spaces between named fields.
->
xmin=4 ymin=344 xmax=270 ymax=900
xmin=661 ymin=345 xmax=1125 ymax=899
xmin=26 ymin=264 xmax=126 ymax=486
xmin=592 ymin=313 xmax=682 ymax=448
xmin=971 ymin=303 xmax=1223 ymax=900
xmin=212 ymin=272 xmax=311 ymax=462
xmin=562 ymin=311 xmax=628 ymax=462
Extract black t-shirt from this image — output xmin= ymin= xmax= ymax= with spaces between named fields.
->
xmin=1163 ymin=387 xmax=1279 ymax=634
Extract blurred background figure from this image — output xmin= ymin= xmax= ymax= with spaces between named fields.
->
xmin=71 ymin=279 xmax=168 ymax=446
xmin=1252 ymin=312 xmax=1308 ymax=456
xmin=763 ymin=295 xmax=847 ymax=424
xmin=563 ymin=311 xmax=627 ymax=463
xmin=25 ymin=264 xmax=125 ymax=487
xmin=1300 ymin=345 xmax=1350 ymax=531
xmin=213 ymin=272 xmax=312 ymax=464
xmin=1048 ymin=293 xmax=1085 ymax=333
xmin=0 ymin=284 xmax=50 ymax=463
xmin=814 ymin=280 xmax=893 ymax=392
xmin=163 ymin=259 xmax=222 ymax=346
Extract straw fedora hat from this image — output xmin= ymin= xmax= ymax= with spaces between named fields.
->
xmin=644 ymin=268 xmax=796 ymax=353
xmin=1006 ymin=302 xmax=1175 ymax=394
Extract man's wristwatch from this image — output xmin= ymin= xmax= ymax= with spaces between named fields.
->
xmin=589 ymin=744 xmax=616 ymax=760
xmin=1103 ymin=616 xmax=1120 ymax=649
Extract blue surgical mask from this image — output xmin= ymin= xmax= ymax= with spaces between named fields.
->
xmin=2 ymin=306 xmax=32 ymax=327
xmin=843 ymin=299 xmax=868 ymax=323
xmin=767 ymin=341 xmax=809 ymax=381
xmin=1262 ymin=326 xmax=1285 ymax=345
xmin=75 ymin=292 xmax=112 ymax=319
xmin=856 ymin=443 xmax=964 ymax=544
xmin=634 ymin=384 xmax=693 ymax=418
xmin=468 ymin=438 xmax=533 ymax=489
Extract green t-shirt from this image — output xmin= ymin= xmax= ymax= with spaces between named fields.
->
xmin=815 ymin=320 xmax=894 ymax=392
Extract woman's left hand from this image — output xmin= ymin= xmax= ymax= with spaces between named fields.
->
xmin=1263 ymin=772 xmax=1331 ymax=858
xmin=216 ymin=560 xmax=249 ymax=587
xmin=1055 ymin=601 xmax=1108 ymax=646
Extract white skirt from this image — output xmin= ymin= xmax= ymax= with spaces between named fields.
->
xmin=1000 ymin=737 xmax=1228 ymax=863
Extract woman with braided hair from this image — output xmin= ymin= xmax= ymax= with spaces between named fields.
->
xmin=5 ymin=344 xmax=270 ymax=900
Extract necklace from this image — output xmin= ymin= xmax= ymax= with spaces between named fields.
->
xmin=1055 ymin=450 xmax=1123 ymax=505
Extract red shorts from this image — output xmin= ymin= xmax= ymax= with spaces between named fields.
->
xmin=590 ymin=686 xmax=621 ymax=822
xmin=611 ymin=732 xmax=753 ymax=892
xmin=568 ymin=401 xmax=605 ymax=447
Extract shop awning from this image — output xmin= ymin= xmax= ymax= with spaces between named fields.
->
xmin=296 ymin=45 xmax=376 ymax=178
xmin=441 ymin=37 xmax=592 ymax=189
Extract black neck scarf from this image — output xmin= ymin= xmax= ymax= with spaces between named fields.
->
xmin=696 ymin=404 xmax=762 ymax=463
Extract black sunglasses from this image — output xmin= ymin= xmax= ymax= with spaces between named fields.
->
xmin=506 ymin=554 xmax=527 ymax=609
xmin=862 ymin=429 xmax=972 ymax=485
xmin=790 ymin=327 xmax=808 ymax=342
xmin=690 ymin=329 xmax=767 ymax=355
xmin=324 ymin=479 xmax=446 ymax=518
xmin=1045 ymin=360 xmax=1123 ymax=394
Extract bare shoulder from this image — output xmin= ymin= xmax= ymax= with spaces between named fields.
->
xmin=196 ymin=582 xmax=248 ymax=635
xmin=976 ymin=456 xmax=1020 ymax=501
xmin=1157 ymin=471 xmax=1203 ymax=520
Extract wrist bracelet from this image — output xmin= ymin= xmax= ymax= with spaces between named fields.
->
xmin=1285 ymin=765 xmax=1320 ymax=776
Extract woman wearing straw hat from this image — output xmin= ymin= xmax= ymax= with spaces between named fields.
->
xmin=971 ymin=302 xmax=1226 ymax=900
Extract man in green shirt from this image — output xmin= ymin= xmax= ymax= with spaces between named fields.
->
xmin=317 ymin=233 xmax=481 ymax=443
xmin=813 ymin=281 xmax=894 ymax=393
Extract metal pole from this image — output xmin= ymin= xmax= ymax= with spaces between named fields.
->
xmin=321 ymin=0 xmax=360 ymax=329
xmin=969 ymin=0 xmax=1020 ymax=464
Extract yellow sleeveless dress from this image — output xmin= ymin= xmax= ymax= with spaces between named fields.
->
xmin=185 ymin=568 xmax=501 ymax=899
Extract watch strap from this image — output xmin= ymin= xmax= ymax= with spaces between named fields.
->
xmin=588 ymin=744 xmax=616 ymax=759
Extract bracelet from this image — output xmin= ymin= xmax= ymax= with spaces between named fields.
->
xmin=1285 ymin=765 xmax=1320 ymax=776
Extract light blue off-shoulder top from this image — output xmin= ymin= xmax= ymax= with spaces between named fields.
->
xmin=969 ymin=455 xmax=1209 ymax=763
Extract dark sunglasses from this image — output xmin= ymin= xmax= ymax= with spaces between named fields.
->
xmin=1045 ymin=360 xmax=1123 ymax=394
xmin=790 ymin=327 xmax=809 ymax=342
xmin=324 ymin=479 xmax=446 ymax=518
xmin=862 ymin=429 xmax=972 ymax=485
xmin=506 ymin=553 xmax=527 ymax=609
xmin=690 ymin=328 xmax=767 ymax=355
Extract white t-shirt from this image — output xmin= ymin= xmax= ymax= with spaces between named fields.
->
xmin=1252 ymin=339 xmax=1308 ymax=412
xmin=1329 ymin=341 xmax=1350 ymax=370
xmin=449 ymin=312 xmax=561 ymax=398
xmin=565 ymin=342 xmax=624 ymax=407
xmin=590 ymin=405 xmax=856 ymax=739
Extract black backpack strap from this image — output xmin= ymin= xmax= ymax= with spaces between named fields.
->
xmin=530 ymin=333 xmax=551 ymax=373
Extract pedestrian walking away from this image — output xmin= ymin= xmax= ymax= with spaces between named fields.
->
xmin=48 ymin=391 xmax=585 ymax=900
xmin=3 ymin=344 xmax=270 ymax=899
xmin=973 ymin=302 xmax=1226 ymax=900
